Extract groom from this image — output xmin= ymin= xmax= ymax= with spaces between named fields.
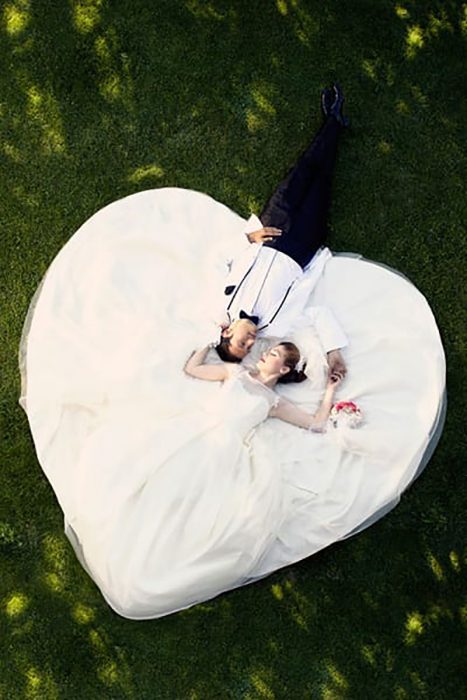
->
xmin=214 ymin=84 xmax=349 ymax=379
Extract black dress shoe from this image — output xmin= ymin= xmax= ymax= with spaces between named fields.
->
xmin=320 ymin=86 xmax=334 ymax=119
xmin=329 ymin=82 xmax=350 ymax=127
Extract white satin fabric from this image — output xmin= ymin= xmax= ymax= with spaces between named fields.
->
xmin=19 ymin=188 xmax=446 ymax=619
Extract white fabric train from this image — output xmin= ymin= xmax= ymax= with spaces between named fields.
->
xmin=19 ymin=188 xmax=446 ymax=619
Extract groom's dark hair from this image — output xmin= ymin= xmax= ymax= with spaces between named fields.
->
xmin=215 ymin=337 xmax=242 ymax=363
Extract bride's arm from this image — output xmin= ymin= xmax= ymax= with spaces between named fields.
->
xmin=184 ymin=345 xmax=230 ymax=382
xmin=269 ymin=378 xmax=340 ymax=431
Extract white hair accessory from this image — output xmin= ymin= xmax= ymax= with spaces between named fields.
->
xmin=296 ymin=356 xmax=307 ymax=373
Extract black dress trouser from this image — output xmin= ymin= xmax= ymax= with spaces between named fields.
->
xmin=259 ymin=116 xmax=341 ymax=269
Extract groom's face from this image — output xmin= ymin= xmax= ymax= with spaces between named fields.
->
xmin=223 ymin=320 xmax=257 ymax=359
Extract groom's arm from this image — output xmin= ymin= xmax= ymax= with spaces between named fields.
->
xmin=306 ymin=306 xmax=348 ymax=352
xmin=307 ymin=306 xmax=348 ymax=378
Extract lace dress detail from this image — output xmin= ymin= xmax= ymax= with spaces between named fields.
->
xmin=215 ymin=366 xmax=279 ymax=438
xmin=239 ymin=369 xmax=281 ymax=408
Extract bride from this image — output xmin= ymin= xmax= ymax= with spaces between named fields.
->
xmin=88 ymin=342 xmax=342 ymax=618
xmin=67 ymin=340 xmax=342 ymax=620
xmin=119 ymin=339 xmax=341 ymax=614
xmin=184 ymin=337 xmax=343 ymax=431
xmin=151 ymin=341 xmax=341 ymax=619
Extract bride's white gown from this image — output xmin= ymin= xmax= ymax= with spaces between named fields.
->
xmin=19 ymin=188 xmax=446 ymax=619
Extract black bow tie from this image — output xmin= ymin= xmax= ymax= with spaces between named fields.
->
xmin=239 ymin=309 xmax=259 ymax=325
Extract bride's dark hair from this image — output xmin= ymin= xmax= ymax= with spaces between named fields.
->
xmin=277 ymin=342 xmax=307 ymax=384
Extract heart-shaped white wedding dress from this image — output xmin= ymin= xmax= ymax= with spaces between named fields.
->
xmin=19 ymin=188 xmax=446 ymax=619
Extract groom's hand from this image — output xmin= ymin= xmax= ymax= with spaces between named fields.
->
xmin=247 ymin=227 xmax=282 ymax=244
xmin=327 ymin=349 xmax=347 ymax=381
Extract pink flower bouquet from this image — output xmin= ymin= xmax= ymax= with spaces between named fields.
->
xmin=330 ymin=401 xmax=363 ymax=429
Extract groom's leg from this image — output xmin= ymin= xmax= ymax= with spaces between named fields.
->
xmin=260 ymin=116 xmax=341 ymax=265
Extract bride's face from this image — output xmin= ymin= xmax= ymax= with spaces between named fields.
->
xmin=257 ymin=345 xmax=291 ymax=377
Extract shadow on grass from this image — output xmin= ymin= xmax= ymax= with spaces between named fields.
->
xmin=1 ymin=511 xmax=465 ymax=698
xmin=1 ymin=0 xmax=466 ymax=697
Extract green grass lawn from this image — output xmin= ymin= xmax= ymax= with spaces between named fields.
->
xmin=1 ymin=1 xmax=466 ymax=698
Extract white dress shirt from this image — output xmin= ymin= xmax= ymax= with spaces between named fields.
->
xmin=219 ymin=214 xmax=348 ymax=352
xmin=225 ymin=245 xmax=302 ymax=330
